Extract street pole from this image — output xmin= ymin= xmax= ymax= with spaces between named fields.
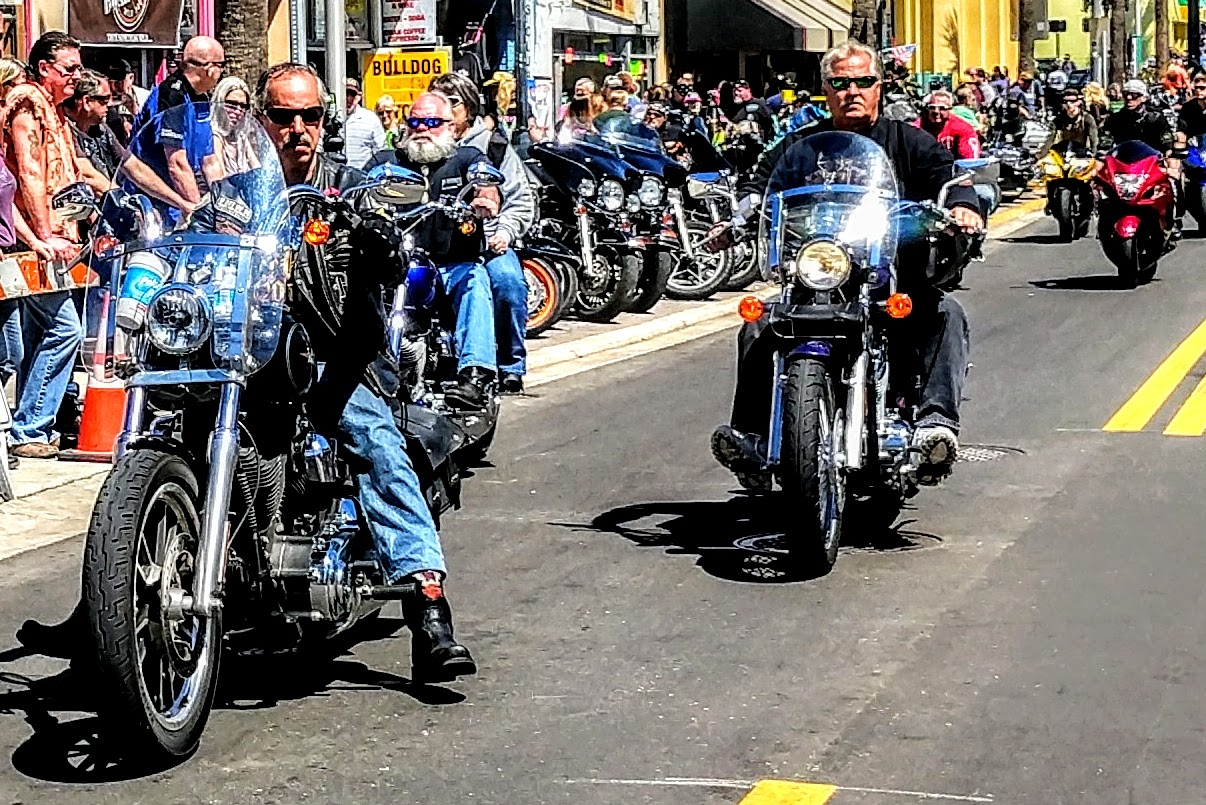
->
xmin=515 ymin=0 xmax=531 ymax=135
xmin=1191 ymin=0 xmax=1201 ymax=71
xmin=325 ymin=0 xmax=346 ymax=157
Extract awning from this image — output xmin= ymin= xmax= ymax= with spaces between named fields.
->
xmin=747 ymin=0 xmax=852 ymax=52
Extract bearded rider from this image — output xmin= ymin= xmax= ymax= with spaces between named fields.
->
xmin=259 ymin=66 xmax=484 ymax=682
xmin=712 ymin=40 xmax=984 ymax=486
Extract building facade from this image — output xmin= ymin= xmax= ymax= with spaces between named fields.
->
xmin=891 ymin=0 xmax=1018 ymax=79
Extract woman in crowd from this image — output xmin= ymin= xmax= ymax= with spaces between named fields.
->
xmin=1083 ymin=82 xmax=1111 ymax=127
xmin=210 ymin=75 xmax=259 ymax=176
xmin=374 ymin=94 xmax=401 ymax=148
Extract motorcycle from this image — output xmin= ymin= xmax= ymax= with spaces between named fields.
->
xmin=529 ymin=132 xmax=643 ymax=322
xmin=515 ymin=237 xmax=580 ymax=337
xmin=986 ymin=137 xmax=1038 ymax=198
xmin=1094 ymin=139 xmax=1176 ymax=286
xmin=745 ymin=131 xmax=973 ymax=573
xmin=1181 ymin=136 xmax=1206 ymax=228
xmin=1040 ymin=140 xmax=1097 ymax=241
xmin=63 ymin=107 xmax=502 ymax=758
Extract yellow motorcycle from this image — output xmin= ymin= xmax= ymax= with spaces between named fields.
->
xmin=1040 ymin=141 xmax=1099 ymax=242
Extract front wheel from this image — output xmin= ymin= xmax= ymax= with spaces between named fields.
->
xmin=1054 ymin=187 xmax=1074 ymax=242
xmin=575 ymin=252 xmax=640 ymax=323
xmin=665 ymin=220 xmax=732 ymax=300
xmin=84 ymin=449 xmax=222 ymax=758
xmin=780 ymin=359 xmax=845 ymax=575
xmin=626 ymin=250 xmax=672 ymax=314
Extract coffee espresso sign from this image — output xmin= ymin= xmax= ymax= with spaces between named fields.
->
xmin=69 ymin=0 xmax=187 ymax=46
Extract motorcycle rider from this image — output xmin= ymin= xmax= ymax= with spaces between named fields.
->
xmin=260 ymin=65 xmax=480 ymax=681
xmin=429 ymin=71 xmax=536 ymax=395
xmin=365 ymin=92 xmax=502 ymax=411
xmin=916 ymin=89 xmax=981 ymax=158
xmin=1042 ymin=87 xmax=1099 ymax=153
xmin=1103 ymin=80 xmax=1173 ymax=152
xmin=1174 ymin=74 xmax=1206 ymax=155
xmin=713 ymin=40 xmax=983 ymax=485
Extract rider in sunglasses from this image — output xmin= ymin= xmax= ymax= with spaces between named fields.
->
xmin=1103 ymin=79 xmax=1175 ymax=155
xmin=915 ymin=89 xmax=981 ymax=159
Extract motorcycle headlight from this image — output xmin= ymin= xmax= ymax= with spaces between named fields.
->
xmin=793 ymin=240 xmax=852 ymax=290
xmin=625 ymin=194 xmax=641 ymax=213
xmin=577 ymin=178 xmax=597 ymax=197
xmin=1113 ymin=173 xmax=1145 ymax=201
xmin=638 ymin=176 xmax=665 ymax=208
xmin=599 ymin=179 xmax=625 ymax=212
xmin=146 ymin=285 xmax=212 ymax=355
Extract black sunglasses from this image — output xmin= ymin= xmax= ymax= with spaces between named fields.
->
xmin=406 ymin=116 xmax=451 ymax=129
xmin=263 ymin=105 xmax=325 ymax=125
xmin=225 ymin=100 xmax=250 ymax=110
xmin=1123 ymin=92 xmax=1144 ymax=99
xmin=827 ymin=75 xmax=879 ymax=91
xmin=926 ymin=104 xmax=951 ymax=111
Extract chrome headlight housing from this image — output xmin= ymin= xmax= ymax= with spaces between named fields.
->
xmin=638 ymin=176 xmax=665 ymax=208
xmin=1113 ymin=173 xmax=1145 ymax=201
xmin=146 ymin=285 xmax=212 ymax=355
xmin=793 ymin=240 xmax=852 ymax=290
xmin=577 ymin=177 xmax=597 ymax=197
xmin=599 ymin=179 xmax=625 ymax=212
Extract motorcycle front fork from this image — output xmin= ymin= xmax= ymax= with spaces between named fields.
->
xmin=765 ymin=349 xmax=869 ymax=472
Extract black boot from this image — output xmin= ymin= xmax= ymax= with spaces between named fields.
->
xmin=445 ymin=367 xmax=495 ymax=411
xmin=402 ymin=571 xmax=477 ymax=683
xmin=499 ymin=372 xmax=524 ymax=395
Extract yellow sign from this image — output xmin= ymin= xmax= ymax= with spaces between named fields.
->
xmin=573 ymin=0 xmax=637 ymax=22
xmin=361 ymin=47 xmax=452 ymax=118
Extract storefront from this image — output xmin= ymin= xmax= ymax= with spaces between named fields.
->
xmin=57 ymin=0 xmax=213 ymax=85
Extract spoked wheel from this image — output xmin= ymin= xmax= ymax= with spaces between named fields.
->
xmin=522 ymin=257 xmax=562 ymax=337
xmin=666 ymin=220 xmax=732 ymax=300
xmin=721 ymin=238 xmax=761 ymax=291
xmin=84 ymin=449 xmax=222 ymax=758
xmin=575 ymin=251 xmax=640 ymax=323
xmin=779 ymin=359 xmax=846 ymax=575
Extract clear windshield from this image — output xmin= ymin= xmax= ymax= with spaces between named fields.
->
xmin=767 ymin=131 xmax=900 ymax=274
xmin=104 ymin=103 xmax=290 ymax=374
xmin=585 ymin=115 xmax=667 ymax=154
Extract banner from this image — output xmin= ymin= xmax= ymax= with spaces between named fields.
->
xmin=383 ymin=0 xmax=437 ymax=47
xmin=573 ymin=0 xmax=638 ymax=23
xmin=361 ymin=48 xmax=452 ymax=118
xmin=68 ymin=0 xmax=186 ymax=46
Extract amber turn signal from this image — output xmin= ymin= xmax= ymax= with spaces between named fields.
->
xmin=93 ymin=234 xmax=120 ymax=257
xmin=460 ymin=220 xmax=477 ymax=236
xmin=886 ymin=292 xmax=913 ymax=318
xmin=302 ymin=218 xmax=331 ymax=246
xmin=738 ymin=295 xmax=765 ymax=322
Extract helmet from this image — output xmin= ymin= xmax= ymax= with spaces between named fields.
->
xmin=1046 ymin=70 xmax=1068 ymax=90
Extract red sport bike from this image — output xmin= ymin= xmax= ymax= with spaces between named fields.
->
xmin=1093 ymin=140 xmax=1177 ymax=287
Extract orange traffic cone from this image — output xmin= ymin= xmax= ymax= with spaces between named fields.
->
xmin=59 ymin=291 xmax=125 ymax=463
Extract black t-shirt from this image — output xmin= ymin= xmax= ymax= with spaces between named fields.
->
xmin=364 ymin=145 xmax=489 ymax=264
xmin=731 ymin=99 xmax=776 ymax=141
xmin=1178 ymin=100 xmax=1206 ymax=139
xmin=71 ymin=121 xmax=124 ymax=178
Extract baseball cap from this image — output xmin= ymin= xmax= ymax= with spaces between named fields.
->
xmin=573 ymin=76 xmax=595 ymax=97
xmin=602 ymin=74 xmax=624 ymax=89
xmin=1122 ymin=79 xmax=1147 ymax=96
xmin=346 ymin=78 xmax=361 ymax=94
xmin=733 ymin=79 xmax=750 ymax=90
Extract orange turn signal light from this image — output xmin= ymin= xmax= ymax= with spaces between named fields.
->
xmin=886 ymin=292 xmax=913 ymax=319
xmin=302 ymin=218 xmax=331 ymax=246
xmin=460 ymin=220 xmax=477 ymax=236
xmin=94 ymin=234 xmax=120 ymax=257
xmin=738 ymin=295 xmax=765 ymax=322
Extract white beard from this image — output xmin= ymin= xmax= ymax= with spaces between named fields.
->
xmin=404 ymin=129 xmax=458 ymax=163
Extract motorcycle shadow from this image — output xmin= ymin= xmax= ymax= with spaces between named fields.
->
xmin=0 ymin=615 xmax=460 ymax=783
xmin=1028 ymin=275 xmax=1150 ymax=291
xmin=583 ymin=495 xmax=939 ymax=584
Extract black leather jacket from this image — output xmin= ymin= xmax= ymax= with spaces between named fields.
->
xmin=1103 ymin=106 xmax=1173 ymax=153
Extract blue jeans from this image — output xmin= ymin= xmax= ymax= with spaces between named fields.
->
xmin=485 ymin=250 xmax=527 ymax=376
xmin=439 ymin=261 xmax=495 ymax=374
xmin=12 ymin=291 xmax=83 ymax=445
xmin=0 ymin=299 xmax=20 ymax=388
xmin=338 ymin=383 xmax=445 ymax=583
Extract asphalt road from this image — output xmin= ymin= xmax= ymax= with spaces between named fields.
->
xmin=4 ymin=215 xmax=1206 ymax=804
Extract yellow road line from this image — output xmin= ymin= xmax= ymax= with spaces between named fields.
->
xmin=987 ymin=196 xmax=1045 ymax=228
xmin=1104 ymin=317 xmax=1206 ymax=432
xmin=1164 ymin=374 xmax=1206 ymax=436
xmin=739 ymin=780 xmax=839 ymax=804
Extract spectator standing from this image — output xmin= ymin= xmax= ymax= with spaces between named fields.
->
xmin=374 ymin=94 xmax=402 ymax=148
xmin=211 ymin=75 xmax=258 ymax=175
xmin=1083 ymin=81 xmax=1111 ymax=126
xmin=0 ymin=31 xmax=85 ymax=459
xmin=63 ymin=69 xmax=123 ymax=186
xmin=107 ymin=59 xmax=150 ymax=113
xmin=343 ymin=77 xmax=386 ymax=169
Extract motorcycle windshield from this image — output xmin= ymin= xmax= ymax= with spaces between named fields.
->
xmin=767 ymin=132 xmax=900 ymax=273
xmin=592 ymin=116 xmax=666 ymax=155
xmin=106 ymin=103 xmax=290 ymax=375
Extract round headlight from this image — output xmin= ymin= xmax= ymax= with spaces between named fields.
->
xmin=638 ymin=176 xmax=665 ymax=207
xmin=578 ymin=178 xmax=597 ymax=197
xmin=146 ymin=285 xmax=212 ymax=355
xmin=793 ymin=240 xmax=852 ymax=290
xmin=599 ymin=179 xmax=625 ymax=212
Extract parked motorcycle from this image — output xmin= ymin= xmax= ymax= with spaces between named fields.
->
xmin=986 ymin=138 xmax=1038 ymax=198
xmin=744 ymin=131 xmax=973 ymax=574
xmin=62 ymin=108 xmax=502 ymax=758
xmin=1040 ymin=140 xmax=1097 ymax=241
xmin=1094 ymin=139 xmax=1176 ymax=286
xmin=529 ymin=133 xmax=643 ymax=322
xmin=516 ymin=237 xmax=580 ymax=337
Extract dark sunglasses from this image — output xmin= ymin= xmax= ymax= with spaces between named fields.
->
xmin=1123 ymin=92 xmax=1144 ymax=99
xmin=225 ymin=100 xmax=250 ymax=110
xmin=406 ymin=116 xmax=451 ymax=129
xmin=263 ymin=105 xmax=325 ymax=125
xmin=443 ymin=94 xmax=464 ymax=107
xmin=1195 ymin=84 xmax=1206 ymax=90
xmin=926 ymin=104 xmax=950 ymax=111
xmin=827 ymin=75 xmax=879 ymax=91
xmin=1063 ymin=97 xmax=1081 ymax=103
xmin=90 ymin=94 xmax=112 ymax=104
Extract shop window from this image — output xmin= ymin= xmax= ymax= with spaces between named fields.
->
xmin=310 ymin=0 xmax=375 ymax=48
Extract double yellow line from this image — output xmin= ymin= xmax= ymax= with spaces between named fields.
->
xmin=1104 ymin=317 xmax=1206 ymax=436
xmin=738 ymin=781 xmax=838 ymax=804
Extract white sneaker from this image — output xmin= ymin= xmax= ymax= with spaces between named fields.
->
xmin=913 ymin=425 xmax=958 ymax=484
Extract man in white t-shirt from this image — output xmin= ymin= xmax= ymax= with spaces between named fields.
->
xmin=343 ymin=77 xmax=386 ymax=168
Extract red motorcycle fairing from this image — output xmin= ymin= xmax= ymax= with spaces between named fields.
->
xmin=1114 ymin=215 xmax=1141 ymax=238
xmin=1094 ymin=141 xmax=1175 ymax=228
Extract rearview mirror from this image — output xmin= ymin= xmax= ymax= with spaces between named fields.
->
xmin=52 ymin=181 xmax=97 ymax=222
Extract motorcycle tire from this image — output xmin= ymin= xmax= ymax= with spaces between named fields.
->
xmin=1115 ymin=237 xmax=1141 ymax=289
xmin=626 ymin=250 xmax=673 ymax=314
xmin=551 ymin=260 xmax=579 ymax=323
xmin=1055 ymin=188 xmax=1075 ymax=242
xmin=1193 ymin=185 xmax=1206 ymax=228
xmin=780 ymin=359 xmax=845 ymax=576
xmin=575 ymin=251 xmax=640 ymax=323
xmin=665 ymin=220 xmax=733 ymax=301
xmin=721 ymin=239 xmax=762 ymax=291
xmin=83 ymin=449 xmax=222 ymax=758
xmin=521 ymin=256 xmax=562 ymax=337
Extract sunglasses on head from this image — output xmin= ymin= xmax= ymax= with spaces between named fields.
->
xmin=406 ymin=116 xmax=450 ymax=129
xmin=263 ymin=105 xmax=325 ymax=125
xmin=827 ymin=75 xmax=879 ymax=91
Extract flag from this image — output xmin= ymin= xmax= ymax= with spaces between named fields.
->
xmin=883 ymin=44 xmax=918 ymax=66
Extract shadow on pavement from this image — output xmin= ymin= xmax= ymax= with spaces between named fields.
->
xmin=0 ymin=615 xmax=462 ymax=784
xmin=578 ymin=496 xmax=941 ymax=584
xmin=1028 ymin=274 xmax=1149 ymax=291
xmin=1002 ymin=232 xmax=1067 ymax=246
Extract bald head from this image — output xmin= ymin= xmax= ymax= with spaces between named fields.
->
xmin=410 ymin=92 xmax=452 ymax=120
xmin=182 ymin=36 xmax=224 ymax=95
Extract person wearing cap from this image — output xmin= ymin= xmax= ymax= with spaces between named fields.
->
xmin=1043 ymin=70 xmax=1068 ymax=112
xmin=682 ymin=91 xmax=708 ymax=138
xmin=343 ymin=77 xmax=386 ymax=169
xmin=1044 ymin=87 xmax=1098 ymax=153
xmin=730 ymin=79 xmax=776 ymax=142
xmin=594 ymin=74 xmax=632 ymax=129
xmin=1104 ymin=80 xmax=1172 ymax=153
xmin=1007 ymin=70 xmax=1041 ymax=118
